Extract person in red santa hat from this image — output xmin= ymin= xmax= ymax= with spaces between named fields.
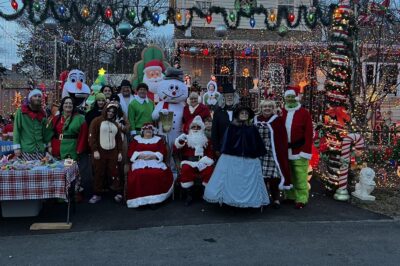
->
xmin=174 ymin=115 xmax=215 ymax=206
xmin=182 ymin=91 xmax=211 ymax=134
xmin=281 ymin=86 xmax=313 ymax=209
xmin=142 ymin=59 xmax=165 ymax=103
xmin=126 ymin=123 xmax=174 ymax=208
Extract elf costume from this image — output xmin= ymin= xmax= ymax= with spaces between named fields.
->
xmin=49 ymin=113 xmax=88 ymax=160
xmin=281 ymin=87 xmax=313 ymax=208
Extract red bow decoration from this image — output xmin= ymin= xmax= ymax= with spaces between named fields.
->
xmin=326 ymin=107 xmax=350 ymax=126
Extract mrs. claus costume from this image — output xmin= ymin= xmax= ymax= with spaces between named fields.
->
xmin=281 ymin=87 xmax=313 ymax=208
xmin=126 ymin=123 xmax=174 ymax=208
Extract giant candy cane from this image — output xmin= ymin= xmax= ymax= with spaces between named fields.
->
xmin=337 ymin=133 xmax=365 ymax=190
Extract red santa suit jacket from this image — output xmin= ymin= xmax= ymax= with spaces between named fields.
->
xmin=182 ymin=103 xmax=211 ymax=134
xmin=282 ymin=105 xmax=313 ymax=160
xmin=173 ymin=137 xmax=214 ymax=168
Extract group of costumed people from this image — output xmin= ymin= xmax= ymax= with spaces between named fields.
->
xmin=11 ymin=61 xmax=313 ymax=210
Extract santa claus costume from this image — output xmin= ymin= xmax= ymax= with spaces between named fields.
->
xmin=126 ymin=123 xmax=174 ymax=208
xmin=281 ymin=88 xmax=313 ymax=208
xmin=174 ymin=116 xmax=215 ymax=205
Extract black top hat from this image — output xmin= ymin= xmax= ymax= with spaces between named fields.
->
xmin=221 ymin=83 xmax=235 ymax=94
xmin=120 ymin=79 xmax=132 ymax=88
xmin=164 ymin=67 xmax=184 ymax=82
xmin=233 ymin=104 xmax=255 ymax=120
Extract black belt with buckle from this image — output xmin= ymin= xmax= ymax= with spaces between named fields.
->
xmin=55 ymin=133 xmax=78 ymax=140
xmin=288 ymin=138 xmax=305 ymax=149
xmin=185 ymin=156 xmax=202 ymax=162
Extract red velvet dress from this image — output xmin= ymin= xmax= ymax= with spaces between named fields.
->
xmin=126 ymin=135 xmax=173 ymax=208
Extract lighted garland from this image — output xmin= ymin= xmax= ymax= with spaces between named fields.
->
xmin=0 ymin=0 xmax=338 ymax=30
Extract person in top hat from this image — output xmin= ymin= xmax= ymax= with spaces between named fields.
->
xmin=204 ymin=104 xmax=269 ymax=208
xmin=118 ymin=79 xmax=135 ymax=117
xmin=211 ymin=83 xmax=240 ymax=157
xmin=281 ymin=86 xmax=313 ymax=209
xmin=13 ymin=89 xmax=51 ymax=160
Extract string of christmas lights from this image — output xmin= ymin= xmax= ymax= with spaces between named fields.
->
xmin=0 ymin=0 xmax=338 ymax=30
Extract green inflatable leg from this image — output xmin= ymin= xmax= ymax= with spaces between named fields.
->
xmin=285 ymin=158 xmax=310 ymax=204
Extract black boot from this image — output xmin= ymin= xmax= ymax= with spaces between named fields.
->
xmin=184 ymin=188 xmax=193 ymax=206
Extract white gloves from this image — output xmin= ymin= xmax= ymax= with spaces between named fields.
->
xmin=93 ymin=151 xmax=100 ymax=160
xmin=160 ymin=109 xmax=169 ymax=115
xmin=178 ymin=134 xmax=187 ymax=143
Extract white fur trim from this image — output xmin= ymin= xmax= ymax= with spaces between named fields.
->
xmin=144 ymin=66 xmax=162 ymax=72
xmin=207 ymin=81 xmax=218 ymax=92
xmin=181 ymin=181 xmax=194 ymax=188
xmin=28 ymin=89 xmax=42 ymax=100
xmin=155 ymin=152 xmax=163 ymax=162
xmin=299 ymin=152 xmax=312 ymax=160
xmin=126 ymin=183 xmax=173 ymax=208
xmin=174 ymin=135 xmax=186 ymax=149
xmin=131 ymin=151 xmax=141 ymax=162
xmin=189 ymin=104 xmax=199 ymax=114
xmin=134 ymin=135 xmax=161 ymax=144
xmin=131 ymin=159 xmax=167 ymax=171
xmin=198 ymin=156 xmax=214 ymax=166
xmin=180 ymin=160 xmax=198 ymax=168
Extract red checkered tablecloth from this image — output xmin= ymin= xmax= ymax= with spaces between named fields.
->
xmin=0 ymin=163 xmax=79 ymax=201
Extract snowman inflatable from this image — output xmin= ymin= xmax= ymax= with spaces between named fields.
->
xmin=152 ymin=67 xmax=188 ymax=149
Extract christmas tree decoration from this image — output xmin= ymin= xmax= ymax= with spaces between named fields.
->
xmin=62 ymin=35 xmax=74 ymax=45
xmin=244 ymin=47 xmax=252 ymax=56
xmin=98 ymin=67 xmax=106 ymax=76
xmin=33 ymin=1 xmax=41 ymax=12
xmin=249 ymin=17 xmax=256 ymax=28
xmin=105 ymin=7 xmax=112 ymax=19
xmin=153 ymin=12 xmax=160 ymax=23
xmin=215 ymin=24 xmax=227 ymax=37
xmin=176 ymin=11 xmax=182 ymax=23
xmin=220 ymin=66 xmax=230 ymax=75
xmin=288 ymin=13 xmax=295 ymax=23
xmin=11 ymin=0 xmax=18 ymax=11
xmin=242 ymin=67 xmax=250 ymax=77
xmin=202 ymin=48 xmax=209 ymax=56
xmin=229 ymin=11 xmax=236 ymax=22
xmin=81 ymin=6 xmax=90 ymax=18
xmin=185 ymin=10 xmax=191 ymax=21
xmin=206 ymin=14 xmax=212 ymax=24
xmin=189 ymin=46 xmax=199 ymax=55
xmin=127 ymin=9 xmax=136 ymax=20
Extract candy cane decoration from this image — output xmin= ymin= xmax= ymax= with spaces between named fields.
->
xmin=337 ymin=133 xmax=365 ymax=190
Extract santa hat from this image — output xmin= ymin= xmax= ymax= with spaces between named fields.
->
xmin=140 ymin=123 xmax=156 ymax=134
xmin=284 ymin=86 xmax=301 ymax=100
xmin=190 ymin=115 xmax=205 ymax=131
xmin=144 ymin=60 xmax=165 ymax=73
xmin=28 ymin=89 xmax=43 ymax=102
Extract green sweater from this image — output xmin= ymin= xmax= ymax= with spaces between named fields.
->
xmin=128 ymin=98 xmax=154 ymax=135
xmin=13 ymin=107 xmax=51 ymax=153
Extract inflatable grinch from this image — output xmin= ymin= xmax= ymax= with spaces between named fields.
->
xmin=61 ymin=69 xmax=90 ymax=110
xmin=132 ymin=45 xmax=170 ymax=102
xmin=152 ymin=67 xmax=188 ymax=150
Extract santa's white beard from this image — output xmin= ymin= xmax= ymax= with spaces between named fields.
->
xmin=187 ymin=130 xmax=208 ymax=156
xmin=143 ymin=74 xmax=164 ymax=94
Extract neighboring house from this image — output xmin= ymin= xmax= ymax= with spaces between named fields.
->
xmin=172 ymin=0 xmax=319 ymax=100
xmin=0 ymin=67 xmax=53 ymax=115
